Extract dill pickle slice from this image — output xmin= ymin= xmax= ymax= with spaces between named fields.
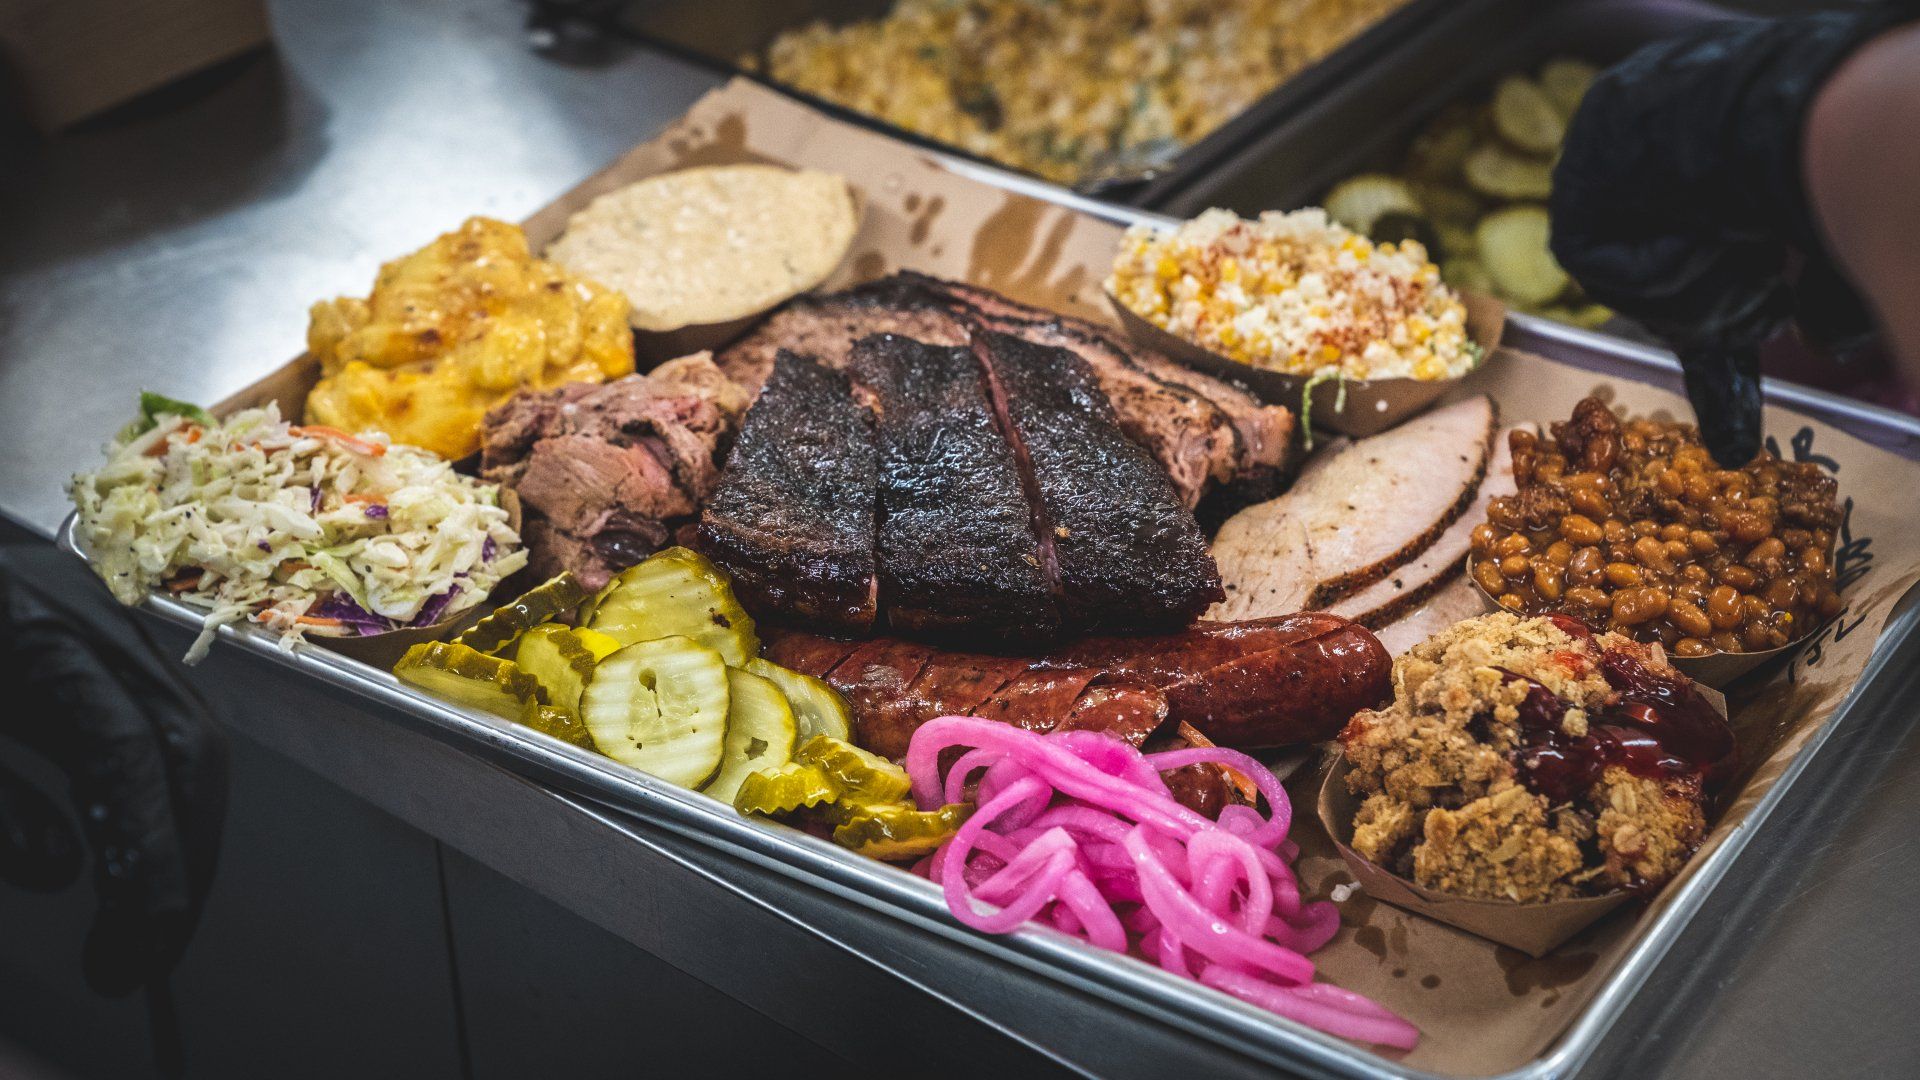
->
xmin=580 ymin=635 xmax=730 ymax=789
xmin=831 ymin=802 xmax=975 ymax=861
xmin=514 ymin=623 xmax=602 ymax=716
xmin=1477 ymin=206 xmax=1570 ymax=306
xmin=1490 ymin=75 xmax=1565 ymax=155
xmin=1441 ymin=257 xmax=1496 ymax=295
xmin=519 ymin=699 xmax=598 ymax=752
xmin=794 ymin=735 xmax=911 ymax=804
xmin=1539 ymin=58 xmax=1598 ymax=120
xmin=395 ymin=641 xmax=547 ymax=720
xmin=744 ymin=658 xmax=852 ymax=743
xmin=572 ymin=626 xmax=622 ymax=661
xmin=1403 ymin=102 xmax=1479 ymax=183
xmin=734 ymin=761 xmax=843 ymax=816
xmin=1434 ymin=222 xmax=1477 ymax=263
xmin=453 ymin=572 xmax=590 ymax=655
xmin=703 ymin=669 xmax=799 ymax=805
xmin=585 ymin=547 xmax=759 ymax=667
xmin=1323 ymin=174 xmax=1421 ymax=236
xmin=1538 ymin=302 xmax=1615 ymax=330
xmin=1411 ymin=182 xmax=1485 ymax=228
xmin=1462 ymin=144 xmax=1554 ymax=200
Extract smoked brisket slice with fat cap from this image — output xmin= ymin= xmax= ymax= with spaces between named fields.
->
xmin=713 ymin=272 xmax=1294 ymax=512
xmin=902 ymin=271 xmax=1296 ymax=510
xmin=972 ymin=330 xmax=1224 ymax=631
xmin=714 ymin=276 xmax=967 ymax=394
xmin=698 ymin=351 xmax=879 ymax=635
xmin=848 ymin=334 xmax=1059 ymax=641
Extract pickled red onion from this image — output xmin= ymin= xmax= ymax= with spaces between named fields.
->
xmin=906 ymin=716 xmax=1416 ymax=1050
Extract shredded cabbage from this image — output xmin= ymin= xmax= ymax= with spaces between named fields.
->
xmin=69 ymin=400 xmax=527 ymax=663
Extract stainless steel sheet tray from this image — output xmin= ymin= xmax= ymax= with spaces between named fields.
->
xmin=58 ymin=195 xmax=1920 ymax=1080
xmin=593 ymin=0 xmax=1459 ymax=203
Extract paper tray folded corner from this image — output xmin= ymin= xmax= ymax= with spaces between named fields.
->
xmin=1317 ymin=756 xmax=1630 ymax=958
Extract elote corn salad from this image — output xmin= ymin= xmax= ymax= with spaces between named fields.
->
xmin=70 ymin=394 xmax=526 ymax=663
xmin=755 ymin=0 xmax=1409 ymax=184
xmin=1107 ymin=208 xmax=1476 ymax=381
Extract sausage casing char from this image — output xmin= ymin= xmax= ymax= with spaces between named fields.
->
xmin=762 ymin=612 xmax=1391 ymax=755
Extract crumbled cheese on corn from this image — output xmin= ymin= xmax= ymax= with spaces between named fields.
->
xmin=1107 ymin=208 xmax=1476 ymax=382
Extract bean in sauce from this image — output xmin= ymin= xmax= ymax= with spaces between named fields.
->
xmin=1471 ymin=397 xmax=1842 ymax=654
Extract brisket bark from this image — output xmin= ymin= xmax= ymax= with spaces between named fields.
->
xmin=973 ymin=330 xmax=1223 ymax=631
xmin=698 ymin=352 xmax=879 ymax=635
xmin=847 ymin=334 xmax=1058 ymax=640
xmin=713 ymin=273 xmax=1294 ymax=512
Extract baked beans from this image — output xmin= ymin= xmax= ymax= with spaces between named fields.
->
xmin=1470 ymin=397 xmax=1842 ymax=655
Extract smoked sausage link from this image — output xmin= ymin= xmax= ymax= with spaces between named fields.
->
xmin=763 ymin=613 xmax=1391 ymax=752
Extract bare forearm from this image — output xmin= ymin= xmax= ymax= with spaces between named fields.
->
xmin=1804 ymin=21 xmax=1920 ymax=387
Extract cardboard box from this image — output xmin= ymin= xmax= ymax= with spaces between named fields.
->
xmin=0 ymin=0 xmax=270 ymax=131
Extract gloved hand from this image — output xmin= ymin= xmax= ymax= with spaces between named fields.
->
xmin=0 ymin=547 xmax=228 ymax=1001
xmin=1549 ymin=4 xmax=1919 ymax=466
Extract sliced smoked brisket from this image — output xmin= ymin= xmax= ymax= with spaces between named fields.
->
xmin=714 ymin=276 xmax=968 ymax=394
xmin=698 ymin=351 xmax=879 ymax=635
xmin=481 ymin=359 xmax=738 ymax=590
xmin=847 ymin=333 xmax=1058 ymax=640
xmin=903 ymin=272 xmax=1296 ymax=510
xmin=974 ymin=330 xmax=1223 ymax=631
xmin=713 ymin=273 xmax=1294 ymax=512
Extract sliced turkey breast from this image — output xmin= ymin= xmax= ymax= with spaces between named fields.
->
xmin=1209 ymin=396 xmax=1496 ymax=621
xmin=1329 ymin=423 xmax=1532 ymax=628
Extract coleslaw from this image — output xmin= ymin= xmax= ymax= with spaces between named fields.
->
xmin=70 ymin=394 xmax=527 ymax=662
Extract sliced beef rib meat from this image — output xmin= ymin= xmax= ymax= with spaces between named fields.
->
xmin=963 ymin=309 xmax=1236 ymax=508
xmin=716 ymin=272 xmax=1295 ymax=511
xmin=905 ymin=271 xmax=1296 ymax=509
xmin=699 ymin=352 xmax=880 ymax=635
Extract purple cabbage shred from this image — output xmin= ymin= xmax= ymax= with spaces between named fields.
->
xmin=307 ymin=593 xmax=397 ymax=636
xmin=363 ymin=504 xmax=389 ymax=520
xmin=411 ymin=588 xmax=459 ymax=627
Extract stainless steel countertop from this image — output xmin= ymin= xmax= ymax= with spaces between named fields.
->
xmin=3 ymin=2 xmax=1916 ymax=1076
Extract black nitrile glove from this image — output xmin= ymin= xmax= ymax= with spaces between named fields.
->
xmin=0 ymin=548 xmax=228 ymax=1003
xmin=1549 ymin=4 xmax=1919 ymax=465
